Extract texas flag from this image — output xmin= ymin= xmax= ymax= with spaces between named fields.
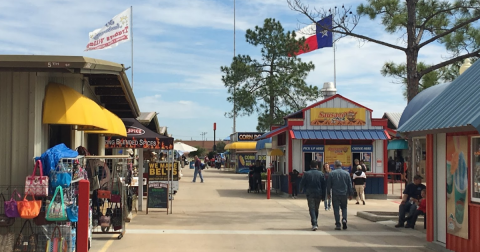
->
xmin=295 ymin=15 xmax=333 ymax=55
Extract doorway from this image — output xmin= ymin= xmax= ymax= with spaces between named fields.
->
xmin=304 ymin=153 xmax=312 ymax=171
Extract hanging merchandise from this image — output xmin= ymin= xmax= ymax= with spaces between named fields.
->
xmin=13 ymin=220 xmax=37 ymax=252
xmin=16 ymin=192 xmax=41 ymax=219
xmin=33 ymin=211 xmax=54 ymax=226
xmin=45 ymin=226 xmax=68 ymax=252
xmin=5 ymin=190 xmax=22 ymax=218
xmin=0 ymin=231 xmax=15 ymax=252
xmin=99 ymin=162 xmax=111 ymax=190
xmin=112 ymin=203 xmax=123 ymax=231
xmin=0 ymin=193 xmax=15 ymax=227
xmin=46 ymin=186 xmax=68 ymax=221
xmin=110 ymin=176 xmax=121 ymax=203
xmin=25 ymin=160 xmax=49 ymax=197
xmin=71 ymin=161 xmax=88 ymax=183
xmin=50 ymin=162 xmax=72 ymax=189
xmin=66 ymin=201 xmax=78 ymax=222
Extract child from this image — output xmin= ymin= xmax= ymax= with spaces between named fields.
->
xmin=406 ymin=188 xmax=426 ymax=228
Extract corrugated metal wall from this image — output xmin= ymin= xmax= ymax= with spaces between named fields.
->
xmin=0 ymin=71 xmax=100 ymax=186
xmin=292 ymin=97 xmax=382 ymax=130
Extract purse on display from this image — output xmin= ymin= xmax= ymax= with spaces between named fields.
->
xmin=110 ymin=175 xmax=121 ymax=203
xmin=45 ymin=226 xmax=68 ymax=252
xmin=0 ymin=193 xmax=15 ymax=227
xmin=72 ymin=162 xmax=88 ymax=183
xmin=5 ymin=190 xmax=22 ymax=218
xmin=112 ymin=203 xmax=123 ymax=231
xmin=13 ymin=220 xmax=37 ymax=252
xmin=49 ymin=162 xmax=72 ymax=189
xmin=66 ymin=201 xmax=78 ymax=223
xmin=16 ymin=192 xmax=41 ymax=219
xmin=45 ymin=186 xmax=68 ymax=222
xmin=0 ymin=231 xmax=15 ymax=252
xmin=25 ymin=160 xmax=49 ymax=197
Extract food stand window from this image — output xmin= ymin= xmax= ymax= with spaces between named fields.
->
xmin=471 ymin=137 xmax=480 ymax=203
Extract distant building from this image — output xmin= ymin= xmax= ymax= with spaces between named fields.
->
xmin=176 ymin=140 xmax=229 ymax=152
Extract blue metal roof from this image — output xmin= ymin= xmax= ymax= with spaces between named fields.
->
xmin=223 ymin=136 xmax=231 ymax=141
xmin=256 ymin=138 xmax=272 ymax=150
xmin=397 ymin=82 xmax=450 ymax=129
xmin=291 ymin=130 xmax=388 ymax=140
xmin=256 ymin=125 xmax=288 ymax=140
xmin=398 ymin=60 xmax=480 ymax=134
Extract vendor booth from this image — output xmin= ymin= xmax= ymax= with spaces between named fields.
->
xmin=398 ymin=59 xmax=480 ymax=252
xmin=257 ymin=94 xmax=390 ymax=196
xmin=225 ymin=132 xmax=263 ymax=173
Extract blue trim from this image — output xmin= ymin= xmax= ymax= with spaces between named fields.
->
xmin=256 ymin=126 xmax=288 ymax=140
xmin=291 ymin=130 xmax=388 ymax=140
xmin=255 ymin=138 xmax=272 ymax=150
xmin=387 ymin=139 xmax=408 ymax=150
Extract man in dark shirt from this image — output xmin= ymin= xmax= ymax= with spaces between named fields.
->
xmin=299 ymin=160 xmax=326 ymax=231
xmin=251 ymin=160 xmax=264 ymax=191
xmin=289 ymin=169 xmax=300 ymax=199
xmin=395 ymin=175 xmax=426 ymax=227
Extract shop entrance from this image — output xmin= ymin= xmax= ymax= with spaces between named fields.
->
xmin=304 ymin=153 xmax=312 ymax=171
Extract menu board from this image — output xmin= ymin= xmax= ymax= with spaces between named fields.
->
xmin=147 ymin=182 xmax=168 ymax=210
xmin=324 ymin=145 xmax=352 ymax=172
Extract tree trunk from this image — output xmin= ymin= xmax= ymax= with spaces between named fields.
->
xmin=405 ymin=0 xmax=419 ymax=182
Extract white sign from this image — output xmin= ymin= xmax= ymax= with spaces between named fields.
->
xmin=85 ymin=7 xmax=131 ymax=51
xmin=160 ymin=181 xmax=179 ymax=191
xmin=376 ymin=159 xmax=382 ymax=167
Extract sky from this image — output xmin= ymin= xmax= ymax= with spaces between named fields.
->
xmin=0 ymin=0 xmax=451 ymax=141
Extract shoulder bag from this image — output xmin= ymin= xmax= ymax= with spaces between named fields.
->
xmin=0 ymin=193 xmax=15 ymax=227
xmin=45 ymin=186 xmax=68 ymax=221
xmin=4 ymin=190 xmax=21 ymax=218
xmin=16 ymin=192 xmax=41 ymax=219
xmin=25 ymin=160 xmax=49 ymax=197
xmin=49 ymin=162 xmax=72 ymax=189
xmin=13 ymin=220 xmax=37 ymax=252
xmin=45 ymin=226 xmax=68 ymax=252
xmin=97 ymin=168 xmax=111 ymax=199
xmin=66 ymin=198 xmax=78 ymax=222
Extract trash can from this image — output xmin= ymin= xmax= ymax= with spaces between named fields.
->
xmin=190 ymin=161 xmax=195 ymax=169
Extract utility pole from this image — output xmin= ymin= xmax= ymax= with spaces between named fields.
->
xmin=233 ymin=0 xmax=236 ymax=134
xmin=200 ymin=132 xmax=207 ymax=148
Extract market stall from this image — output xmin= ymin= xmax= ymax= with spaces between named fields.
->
xmin=225 ymin=132 xmax=263 ymax=173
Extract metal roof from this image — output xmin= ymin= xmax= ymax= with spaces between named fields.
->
xmin=256 ymin=125 xmax=289 ymax=140
xmin=398 ymin=60 xmax=480 ymax=134
xmin=256 ymin=138 xmax=272 ymax=150
xmin=291 ymin=130 xmax=388 ymax=140
xmin=397 ymin=82 xmax=450 ymax=130
xmin=383 ymin=112 xmax=402 ymax=129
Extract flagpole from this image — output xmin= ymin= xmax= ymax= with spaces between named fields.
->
xmin=131 ymin=6 xmax=134 ymax=89
xmin=332 ymin=15 xmax=336 ymax=88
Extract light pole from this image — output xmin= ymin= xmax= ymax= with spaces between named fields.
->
xmin=233 ymin=0 xmax=236 ymax=134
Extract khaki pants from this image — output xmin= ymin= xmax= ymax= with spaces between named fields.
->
xmin=355 ymin=185 xmax=365 ymax=202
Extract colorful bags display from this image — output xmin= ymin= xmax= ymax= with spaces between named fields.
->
xmin=50 ymin=162 xmax=72 ymax=189
xmin=46 ymin=186 xmax=68 ymax=222
xmin=16 ymin=192 xmax=41 ymax=219
xmin=13 ymin=220 xmax=37 ymax=252
xmin=25 ymin=160 xmax=49 ymax=197
xmin=45 ymin=226 xmax=68 ymax=252
xmin=0 ymin=193 xmax=15 ymax=227
xmin=0 ymin=231 xmax=15 ymax=252
xmin=5 ymin=190 xmax=22 ymax=218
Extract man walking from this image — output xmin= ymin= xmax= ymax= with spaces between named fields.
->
xmin=193 ymin=155 xmax=204 ymax=183
xmin=299 ymin=160 xmax=326 ymax=231
xmin=327 ymin=160 xmax=353 ymax=230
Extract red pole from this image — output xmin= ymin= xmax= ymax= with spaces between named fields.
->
xmin=267 ymin=168 xmax=271 ymax=199
xmin=77 ymin=180 xmax=90 ymax=252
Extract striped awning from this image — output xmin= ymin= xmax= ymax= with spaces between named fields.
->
xmin=291 ymin=130 xmax=389 ymax=140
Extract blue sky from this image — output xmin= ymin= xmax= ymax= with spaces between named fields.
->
xmin=0 ymin=0 xmax=449 ymax=141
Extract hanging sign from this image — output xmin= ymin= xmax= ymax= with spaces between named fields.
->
xmin=147 ymin=161 xmax=179 ymax=181
xmin=310 ymin=108 xmax=366 ymax=126
xmin=302 ymin=145 xmax=324 ymax=152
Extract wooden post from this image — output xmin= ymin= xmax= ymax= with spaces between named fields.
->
xmin=77 ymin=180 xmax=90 ymax=252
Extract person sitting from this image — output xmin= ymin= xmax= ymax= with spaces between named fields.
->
xmin=395 ymin=175 xmax=426 ymax=228
xmin=406 ymin=189 xmax=426 ymax=229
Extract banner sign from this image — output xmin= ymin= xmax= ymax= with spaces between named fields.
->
xmin=237 ymin=154 xmax=256 ymax=172
xmin=237 ymin=132 xmax=265 ymax=141
xmin=85 ymin=7 xmax=131 ymax=51
xmin=446 ymin=135 xmax=469 ymax=239
xmin=324 ymin=145 xmax=352 ymax=172
xmin=310 ymin=108 xmax=366 ymax=126
xmin=302 ymin=145 xmax=325 ymax=152
xmin=147 ymin=161 xmax=179 ymax=181
xmin=351 ymin=145 xmax=373 ymax=152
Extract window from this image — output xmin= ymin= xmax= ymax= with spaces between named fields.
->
xmin=471 ymin=137 xmax=480 ymax=203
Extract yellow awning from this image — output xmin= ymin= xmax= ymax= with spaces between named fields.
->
xmin=84 ymin=107 xmax=127 ymax=137
xmin=224 ymin=141 xmax=257 ymax=150
xmin=268 ymin=149 xmax=284 ymax=156
xmin=42 ymin=83 xmax=108 ymax=130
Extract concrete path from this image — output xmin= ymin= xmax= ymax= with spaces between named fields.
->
xmin=90 ymin=168 xmax=433 ymax=252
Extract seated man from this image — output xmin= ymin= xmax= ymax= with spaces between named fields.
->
xmin=395 ymin=175 xmax=426 ymax=228
xmin=406 ymin=189 xmax=426 ymax=228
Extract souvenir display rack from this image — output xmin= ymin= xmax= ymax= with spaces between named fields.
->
xmin=0 ymin=156 xmax=84 ymax=252
xmin=84 ymin=155 xmax=132 ymax=240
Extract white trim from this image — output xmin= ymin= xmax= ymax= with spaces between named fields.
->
xmin=471 ymin=136 xmax=480 ymax=203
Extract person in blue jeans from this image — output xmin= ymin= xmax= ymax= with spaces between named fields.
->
xmin=327 ymin=160 xmax=353 ymax=230
xmin=299 ymin=160 xmax=326 ymax=231
xmin=323 ymin=163 xmax=332 ymax=210
xmin=192 ymin=155 xmax=204 ymax=183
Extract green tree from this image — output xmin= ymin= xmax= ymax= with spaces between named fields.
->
xmin=221 ymin=18 xmax=321 ymax=131
xmin=288 ymin=0 xmax=480 ymax=102
xmin=188 ymin=146 xmax=206 ymax=158
xmin=216 ymin=141 xmax=226 ymax=153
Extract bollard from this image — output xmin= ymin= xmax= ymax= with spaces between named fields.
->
xmin=77 ymin=180 xmax=90 ymax=252
xmin=267 ymin=168 xmax=271 ymax=199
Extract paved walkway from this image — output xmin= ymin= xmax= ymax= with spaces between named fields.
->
xmin=90 ymin=168 xmax=433 ymax=252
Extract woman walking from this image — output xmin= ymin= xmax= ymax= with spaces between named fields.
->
xmin=353 ymin=165 xmax=366 ymax=205
xmin=323 ymin=163 xmax=332 ymax=210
